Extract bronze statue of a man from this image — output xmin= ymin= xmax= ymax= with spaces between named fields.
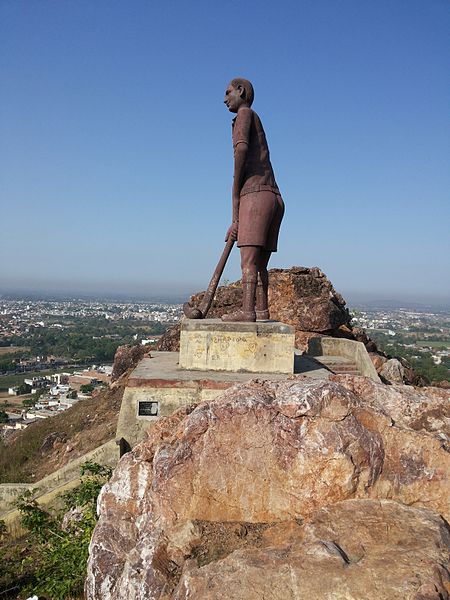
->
xmin=223 ymin=78 xmax=284 ymax=322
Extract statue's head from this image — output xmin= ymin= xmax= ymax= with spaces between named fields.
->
xmin=224 ymin=78 xmax=254 ymax=112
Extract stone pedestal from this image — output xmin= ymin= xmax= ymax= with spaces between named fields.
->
xmin=179 ymin=319 xmax=295 ymax=374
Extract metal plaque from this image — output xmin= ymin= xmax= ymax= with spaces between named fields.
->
xmin=138 ymin=400 xmax=159 ymax=417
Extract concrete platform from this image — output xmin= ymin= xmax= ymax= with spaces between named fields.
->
xmin=116 ymin=351 xmax=330 ymax=449
xmin=179 ymin=319 xmax=295 ymax=374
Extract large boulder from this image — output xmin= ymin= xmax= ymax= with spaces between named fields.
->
xmin=267 ymin=267 xmax=350 ymax=332
xmin=157 ymin=266 xmax=352 ymax=352
xmin=380 ymin=357 xmax=406 ymax=383
xmin=86 ymin=378 xmax=450 ymax=599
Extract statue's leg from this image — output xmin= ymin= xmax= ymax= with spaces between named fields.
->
xmin=256 ymin=250 xmax=271 ymax=320
xmin=222 ymin=246 xmax=259 ymax=322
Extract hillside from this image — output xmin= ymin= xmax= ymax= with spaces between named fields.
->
xmin=0 ymin=383 xmax=124 ymax=483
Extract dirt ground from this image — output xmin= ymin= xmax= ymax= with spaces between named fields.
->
xmin=0 ymin=391 xmax=32 ymax=410
xmin=0 ymin=346 xmax=30 ymax=355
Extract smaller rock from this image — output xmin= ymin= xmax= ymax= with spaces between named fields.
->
xmin=294 ymin=331 xmax=321 ymax=353
xmin=369 ymin=352 xmax=388 ymax=372
xmin=40 ymin=431 xmax=67 ymax=453
xmin=157 ymin=323 xmax=181 ymax=352
xmin=111 ymin=344 xmax=148 ymax=382
xmin=432 ymin=380 xmax=450 ymax=389
xmin=61 ymin=506 xmax=84 ymax=532
xmin=167 ymin=521 xmax=203 ymax=566
xmin=380 ymin=358 xmax=405 ymax=383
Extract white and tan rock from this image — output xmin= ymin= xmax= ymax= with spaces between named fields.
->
xmin=330 ymin=374 xmax=450 ymax=439
xmin=379 ymin=357 xmax=406 ymax=383
xmin=86 ymin=378 xmax=450 ymax=599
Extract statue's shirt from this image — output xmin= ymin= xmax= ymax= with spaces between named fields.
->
xmin=232 ymin=107 xmax=280 ymax=197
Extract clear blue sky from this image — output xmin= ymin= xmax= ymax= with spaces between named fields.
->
xmin=1 ymin=0 xmax=449 ymax=303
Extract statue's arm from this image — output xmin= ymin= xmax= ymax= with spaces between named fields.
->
xmin=232 ymin=143 xmax=248 ymax=222
xmin=225 ymin=144 xmax=248 ymax=241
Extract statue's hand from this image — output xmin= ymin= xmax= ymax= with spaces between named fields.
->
xmin=225 ymin=222 xmax=238 ymax=242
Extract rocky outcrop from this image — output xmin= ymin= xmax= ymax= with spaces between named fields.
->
xmin=368 ymin=353 xmax=425 ymax=386
xmin=111 ymin=344 xmax=148 ymax=382
xmin=380 ymin=357 xmax=406 ymax=383
xmin=156 ymin=323 xmax=182 ymax=351
xmin=86 ymin=378 xmax=450 ymax=599
xmin=267 ymin=267 xmax=350 ymax=332
xmin=157 ymin=267 xmax=352 ymax=352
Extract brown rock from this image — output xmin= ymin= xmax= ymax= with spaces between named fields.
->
xmin=175 ymin=500 xmax=450 ymax=600
xmin=294 ymin=330 xmax=321 ymax=353
xmin=111 ymin=344 xmax=148 ymax=382
xmin=264 ymin=266 xmax=351 ymax=332
xmin=349 ymin=325 xmax=371 ymax=345
xmin=157 ymin=323 xmax=181 ymax=351
xmin=433 ymin=379 xmax=450 ymax=389
xmin=368 ymin=352 xmax=426 ymax=387
xmin=380 ymin=357 xmax=406 ymax=383
xmin=369 ymin=351 xmax=388 ymax=372
xmin=39 ymin=431 xmax=67 ymax=453
xmin=86 ymin=378 xmax=450 ymax=599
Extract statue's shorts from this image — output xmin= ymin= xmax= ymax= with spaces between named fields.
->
xmin=237 ymin=190 xmax=285 ymax=252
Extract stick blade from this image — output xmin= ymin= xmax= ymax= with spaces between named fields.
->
xmin=183 ymin=302 xmax=203 ymax=319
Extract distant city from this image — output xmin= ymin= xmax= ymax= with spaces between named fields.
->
xmin=1 ymin=288 xmax=449 ymax=311
xmin=0 ymin=298 xmax=182 ymax=329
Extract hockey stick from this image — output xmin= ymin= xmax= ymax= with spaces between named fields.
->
xmin=183 ymin=238 xmax=235 ymax=319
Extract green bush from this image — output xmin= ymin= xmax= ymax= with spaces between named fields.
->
xmin=17 ymin=382 xmax=32 ymax=395
xmin=80 ymin=383 xmax=95 ymax=394
xmin=1 ymin=461 xmax=112 ymax=599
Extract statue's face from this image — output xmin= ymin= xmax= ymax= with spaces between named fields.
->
xmin=224 ymin=83 xmax=244 ymax=113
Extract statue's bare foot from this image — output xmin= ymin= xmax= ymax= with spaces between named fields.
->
xmin=256 ymin=309 xmax=270 ymax=320
xmin=222 ymin=310 xmax=256 ymax=322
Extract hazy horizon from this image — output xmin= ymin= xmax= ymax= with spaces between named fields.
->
xmin=1 ymin=278 xmax=449 ymax=310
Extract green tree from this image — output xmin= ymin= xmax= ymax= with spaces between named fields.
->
xmin=17 ymin=382 xmax=32 ymax=395
xmin=80 ymin=383 xmax=94 ymax=394
xmin=0 ymin=410 xmax=8 ymax=423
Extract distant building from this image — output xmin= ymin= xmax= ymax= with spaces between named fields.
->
xmin=24 ymin=376 xmax=51 ymax=389
xmin=51 ymin=373 xmax=70 ymax=386
xmin=50 ymin=384 xmax=70 ymax=396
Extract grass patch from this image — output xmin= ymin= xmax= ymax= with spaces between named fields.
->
xmin=416 ymin=340 xmax=450 ymax=349
xmin=0 ymin=346 xmax=30 ymax=355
